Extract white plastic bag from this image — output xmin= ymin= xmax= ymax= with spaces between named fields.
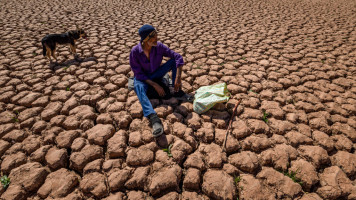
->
xmin=193 ymin=83 xmax=230 ymax=114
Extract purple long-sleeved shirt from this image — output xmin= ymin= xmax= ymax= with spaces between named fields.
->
xmin=129 ymin=42 xmax=184 ymax=81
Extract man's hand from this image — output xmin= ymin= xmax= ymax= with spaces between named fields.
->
xmin=145 ymin=79 xmax=165 ymax=97
xmin=154 ymin=84 xmax=165 ymax=97
xmin=174 ymin=78 xmax=182 ymax=92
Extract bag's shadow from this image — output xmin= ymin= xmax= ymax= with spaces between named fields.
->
xmin=49 ymin=57 xmax=98 ymax=71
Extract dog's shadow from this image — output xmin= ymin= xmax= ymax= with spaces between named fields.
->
xmin=49 ymin=56 xmax=98 ymax=71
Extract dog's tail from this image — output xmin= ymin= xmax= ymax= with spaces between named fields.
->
xmin=42 ymin=40 xmax=46 ymax=57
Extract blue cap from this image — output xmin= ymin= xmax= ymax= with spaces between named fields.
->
xmin=139 ymin=24 xmax=155 ymax=44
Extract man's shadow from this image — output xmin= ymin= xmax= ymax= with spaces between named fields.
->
xmin=49 ymin=56 xmax=98 ymax=71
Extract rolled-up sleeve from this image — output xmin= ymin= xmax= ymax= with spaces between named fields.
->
xmin=129 ymin=50 xmax=148 ymax=81
xmin=160 ymin=43 xmax=184 ymax=68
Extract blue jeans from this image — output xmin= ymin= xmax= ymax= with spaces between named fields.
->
xmin=134 ymin=59 xmax=177 ymax=117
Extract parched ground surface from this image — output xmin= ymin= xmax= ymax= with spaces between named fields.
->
xmin=0 ymin=0 xmax=355 ymax=199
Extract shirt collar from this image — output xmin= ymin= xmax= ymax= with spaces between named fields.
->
xmin=138 ymin=42 xmax=144 ymax=53
xmin=137 ymin=42 xmax=158 ymax=53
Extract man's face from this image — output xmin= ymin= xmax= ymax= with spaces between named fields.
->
xmin=147 ymin=31 xmax=158 ymax=46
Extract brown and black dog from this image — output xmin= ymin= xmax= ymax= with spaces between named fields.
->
xmin=41 ymin=28 xmax=88 ymax=63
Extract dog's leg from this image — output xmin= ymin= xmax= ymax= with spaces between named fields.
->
xmin=70 ymin=44 xmax=79 ymax=60
xmin=46 ymin=46 xmax=52 ymax=63
xmin=69 ymin=44 xmax=75 ymax=55
xmin=51 ymin=48 xmax=58 ymax=63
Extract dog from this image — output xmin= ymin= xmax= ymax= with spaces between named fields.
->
xmin=41 ymin=28 xmax=88 ymax=63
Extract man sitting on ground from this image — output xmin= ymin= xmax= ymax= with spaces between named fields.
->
xmin=129 ymin=24 xmax=184 ymax=137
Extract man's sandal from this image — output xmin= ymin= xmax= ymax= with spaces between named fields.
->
xmin=173 ymin=90 xmax=194 ymax=102
xmin=148 ymin=113 xmax=164 ymax=138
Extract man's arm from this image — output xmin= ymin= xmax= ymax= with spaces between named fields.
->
xmin=160 ymin=43 xmax=184 ymax=68
xmin=175 ymin=65 xmax=182 ymax=92
xmin=160 ymin=43 xmax=184 ymax=92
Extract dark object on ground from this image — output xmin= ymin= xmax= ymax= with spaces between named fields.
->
xmin=173 ymin=90 xmax=194 ymax=102
xmin=155 ymin=134 xmax=169 ymax=148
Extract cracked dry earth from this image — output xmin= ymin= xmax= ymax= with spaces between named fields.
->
xmin=0 ymin=0 xmax=355 ymax=199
